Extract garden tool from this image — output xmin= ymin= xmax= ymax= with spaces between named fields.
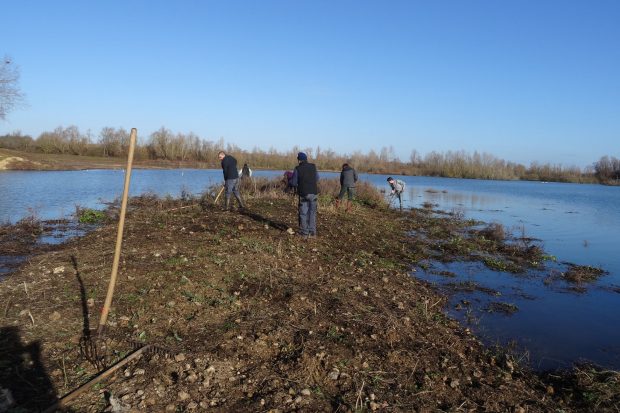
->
xmin=80 ymin=128 xmax=137 ymax=369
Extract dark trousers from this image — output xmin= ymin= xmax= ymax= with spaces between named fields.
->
xmin=338 ymin=185 xmax=355 ymax=200
xmin=298 ymin=194 xmax=317 ymax=235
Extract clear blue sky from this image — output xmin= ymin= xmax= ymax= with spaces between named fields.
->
xmin=2 ymin=0 xmax=619 ymax=167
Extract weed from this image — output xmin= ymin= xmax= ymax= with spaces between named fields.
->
xmin=563 ymin=265 xmax=607 ymax=283
xmin=478 ymin=222 xmax=506 ymax=242
xmin=485 ymin=302 xmax=519 ymax=315
xmin=76 ymin=208 xmax=106 ymax=224
xmin=483 ymin=257 xmax=520 ymax=273
xmin=220 ymin=320 xmax=236 ymax=332
xmin=326 ymin=326 xmax=345 ymax=342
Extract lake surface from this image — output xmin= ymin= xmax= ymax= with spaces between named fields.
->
xmin=361 ymin=175 xmax=620 ymax=370
xmin=1 ymin=169 xmax=619 ymax=370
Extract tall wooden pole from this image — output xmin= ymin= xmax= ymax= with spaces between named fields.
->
xmin=97 ymin=128 xmax=137 ymax=335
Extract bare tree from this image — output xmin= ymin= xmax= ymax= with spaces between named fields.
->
xmin=0 ymin=56 xmax=25 ymax=120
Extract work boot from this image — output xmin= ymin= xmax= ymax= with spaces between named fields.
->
xmin=224 ymin=198 xmax=231 ymax=211
xmin=345 ymin=201 xmax=352 ymax=212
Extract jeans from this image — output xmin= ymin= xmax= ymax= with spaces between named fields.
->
xmin=298 ymin=194 xmax=318 ymax=235
xmin=395 ymin=191 xmax=403 ymax=210
xmin=225 ymin=179 xmax=244 ymax=207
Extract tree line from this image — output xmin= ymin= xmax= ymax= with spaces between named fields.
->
xmin=0 ymin=126 xmax=618 ymax=184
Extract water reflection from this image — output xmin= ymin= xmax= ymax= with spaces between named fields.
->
xmin=410 ymin=186 xmax=504 ymax=210
xmin=417 ymin=260 xmax=620 ymax=370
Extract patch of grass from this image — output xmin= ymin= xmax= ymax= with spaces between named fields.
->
xmin=483 ymin=257 xmax=520 ymax=273
xmin=76 ymin=208 xmax=106 ymax=224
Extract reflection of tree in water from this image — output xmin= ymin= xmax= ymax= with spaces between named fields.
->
xmin=0 ymin=326 xmax=57 ymax=411
xmin=409 ymin=187 xmax=501 ymax=210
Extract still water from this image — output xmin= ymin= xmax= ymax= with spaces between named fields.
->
xmin=1 ymin=169 xmax=619 ymax=370
xmin=361 ymin=175 xmax=620 ymax=370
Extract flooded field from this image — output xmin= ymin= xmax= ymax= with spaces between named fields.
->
xmin=1 ymin=169 xmax=619 ymax=370
xmin=360 ymin=175 xmax=620 ymax=370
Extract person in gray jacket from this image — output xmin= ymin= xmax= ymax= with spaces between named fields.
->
xmin=387 ymin=177 xmax=406 ymax=211
xmin=337 ymin=163 xmax=358 ymax=211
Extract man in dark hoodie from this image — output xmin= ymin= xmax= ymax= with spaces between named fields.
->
xmin=291 ymin=152 xmax=319 ymax=237
xmin=218 ymin=151 xmax=245 ymax=210
xmin=337 ymin=163 xmax=358 ymax=211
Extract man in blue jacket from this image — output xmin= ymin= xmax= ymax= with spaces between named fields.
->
xmin=291 ymin=152 xmax=319 ymax=237
xmin=218 ymin=151 xmax=245 ymax=210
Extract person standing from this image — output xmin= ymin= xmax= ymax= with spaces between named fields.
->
xmin=218 ymin=151 xmax=245 ymax=210
xmin=240 ymin=163 xmax=252 ymax=179
xmin=337 ymin=163 xmax=358 ymax=212
xmin=387 ymin=177 xmax=406 ymax=211
xmin=291 ymin=152 xmax=319 ymax=237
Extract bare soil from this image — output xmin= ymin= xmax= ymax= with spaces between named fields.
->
xmin=1 ymin=191 xmax=618 ymax=412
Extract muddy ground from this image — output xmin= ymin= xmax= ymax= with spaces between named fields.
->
xmin=1 ymin=185 xmax=618 ymax=412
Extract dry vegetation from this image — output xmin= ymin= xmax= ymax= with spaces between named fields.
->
xmin=2 ymin=128 xmax=618 ymax=184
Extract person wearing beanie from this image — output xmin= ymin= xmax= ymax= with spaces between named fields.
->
xmin=291 ymin=152 xmax=319 ymax=237
xmin=218 ymin=150 xmax=245 ymax=211
xmin=387 ymin=177 xmax=406 ymax=211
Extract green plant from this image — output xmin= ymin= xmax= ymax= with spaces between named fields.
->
xmin=77 ymin=208 xmax=106 ymax=224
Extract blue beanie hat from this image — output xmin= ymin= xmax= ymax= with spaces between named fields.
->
xmin=297 ymin=152 xmax=307 ymax=161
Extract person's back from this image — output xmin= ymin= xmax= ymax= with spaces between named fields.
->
xmin=394 ymin=179 xmax=405 ymax=193
xmin=292 ymin=152 xmax=319 ymax=237
xmin=340 ymin=165 xmax=357 ymax=187
xmin=221 ymin=154 xmax=239 ymax=180
xmin=218 ymin=151 xmax=244 ymax=210
xmin=241 ymin=163 xmax=251 ymax=178
xmin=295 ymin=161 xmax=318 ymax=196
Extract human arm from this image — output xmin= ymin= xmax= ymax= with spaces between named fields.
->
xmin=291 ymin=168 xmax=299 ymax=187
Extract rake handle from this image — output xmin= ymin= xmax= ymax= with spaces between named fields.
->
xmin=214 ymin=185 xmax=225 ymax=204
xmin=97 ymin=128 xmax=137 ymax=335
xmin=43 ymin=345 xmax=151 ymax=413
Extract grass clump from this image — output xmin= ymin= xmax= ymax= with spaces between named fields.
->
xmin=563 ymin=265 xmax=607 ymax=283
xmin=478 ymin=222 xmax=506 ymax=242
xmin=76 ymin=208 xmax=106 ymax=224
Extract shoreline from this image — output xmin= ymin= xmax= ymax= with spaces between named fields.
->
xmin=3 ymin=148 xmax=618 ymax=186
xmin=1 ymin=187 xmax=618 ymax=411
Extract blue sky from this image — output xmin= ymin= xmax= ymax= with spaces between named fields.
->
xmin=2 ymin=0 xmax=618 ymax=167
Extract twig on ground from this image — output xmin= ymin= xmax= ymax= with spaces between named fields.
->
xmin=27 ymin=310 xmax=35 ymax=326
xmin=355 ymin=379 xmax=365 ymax=410
xmin=3 ymin=297 xmax=11 ymax=317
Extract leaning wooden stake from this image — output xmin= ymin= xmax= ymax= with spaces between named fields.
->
xmin=97 ymin=128 xmax=137 ymax=336
xmin=42 ymin=345 xmax=151 ymax=413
